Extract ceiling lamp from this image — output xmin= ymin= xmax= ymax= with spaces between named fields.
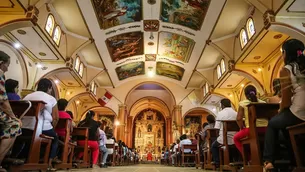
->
xmin=14 ymin=42 xmax=21 ymax=49
xmin=36 ymin=63 xmax=43 ymax=68
xmin=148 ymin=67 xmax=154 ymax=77
xmin=54 ymin=80 xmax=59 ymax=84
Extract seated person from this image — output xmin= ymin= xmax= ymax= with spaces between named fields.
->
xmin=55 ymin=99 xmax=72 ymax=138
xmin=98 ymin=122 xmax=108 ymax=168
xmin=234 ymin=85 xmax=266 ymax=160
xmin=170 ymin=139 xmax=180 ymax=165
xmin=66 ymin=110 xmax=76 ymax=127
xmin=77 ymin=111 xmax=100 ymax=169
xmin=263 ymin=39 xmax=305 ymax=171
xmin=211 ymin=99 xmax=237 ymax=167
xmin=199 ymin=115 xmax=215 ymax=150
xmin=5 ymin=79 xmax=21 ymax=100
xmin=268 ymin=78 xmax=282 ymax=103
xmin=22 ymin=78 xmax=60 ymax=171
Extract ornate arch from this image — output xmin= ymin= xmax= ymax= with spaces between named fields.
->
xmin=231 ymin=69 xmax=264 ymax=94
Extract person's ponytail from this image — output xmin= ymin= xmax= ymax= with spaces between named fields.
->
xmin=244 ymin=85 xmax=258 ymax=102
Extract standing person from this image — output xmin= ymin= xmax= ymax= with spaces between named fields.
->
xmin=211 ymin=99 xmax=237 ymax=167
xmin=234 ymin=85 xmax=266 ymax=160
xmin=22 ymin=78 xmax=59 ymax=171
xmin=0 ymin=51 xmax=22 ymax=172
xmin=263 ymin=39 xmax=305 ymax=171
xmin=77 ymin=111 xmax=100 ymax=168
xmin=5 ymin=79 xmax=20 ymax=100
xmin=98 ymin=121 xmax=108 ymax=168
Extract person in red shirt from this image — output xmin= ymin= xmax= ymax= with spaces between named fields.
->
xmin=55 ymin=99 xmax=72 ymax=137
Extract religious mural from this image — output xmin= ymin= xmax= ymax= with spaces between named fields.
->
xmin=91 ymin=0 xmax=142 ymax=29
xmin=156 ymin=62 xmax=185 ymax=81
xmin=134 ymin=110 xmax=164 ymax=160
xmin=115 ymin=61 xmax=145 ymax=80
xmin=99 ymin=116 xmax=114 ymax=129
xmin=184 ymin=116 xmax=201 ymax=139
xmin=158 ymin=32 xmax=195 ymax=63
xmin=106 ymin=31 xmax=144 ymax=62
xmin=160 ymin=0 xmax=211 ymax=30
xmin=145 ymin=54 xmax=156 ymax=61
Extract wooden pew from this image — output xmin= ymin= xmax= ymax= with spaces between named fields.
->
xmin=71 ymin=127 xmax=91 ymax=168
xmin=54 ymin=118 xmax=76 ymax=169
xmin=241 ymin=103 xmax=279 ymax=172
xmin=204 ymin=128 xmax=219 ymax=170
xmin=219 ymin=120 xmax=241 ymax=172
xmin=287 ymin=122 xmax=305 ymax=172
xmin=9 ymin=100 xmax=53 ymax=171
xmin=181 ymin=144 xmax=200 ymax=168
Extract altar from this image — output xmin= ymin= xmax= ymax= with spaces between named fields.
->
xmin=134 ymin=110 xmax=165 ymax=159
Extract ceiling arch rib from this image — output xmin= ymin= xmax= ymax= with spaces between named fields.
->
xmin=76 ymin=0 xmax=226 ymax=88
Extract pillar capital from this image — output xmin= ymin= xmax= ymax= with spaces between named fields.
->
xmin=173 ymin=105 xmax=182 ymax=110
xmin=118 ymin=104 xmax=127 ymax=109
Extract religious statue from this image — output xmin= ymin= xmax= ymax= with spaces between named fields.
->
xmin=147 ymin=124 xmax=152 ymax=132
xmin=138 ymin=128 xmax=141 ymax=138
xmin=157 ymin=129 xmax=161 ymax=138
xmin=172 ymin=121 xmax=181 ymax=141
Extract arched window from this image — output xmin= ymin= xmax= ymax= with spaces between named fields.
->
xmin=93 ymin=84 xmax=97 ymax=95
xmin=246 ymin=18 xmax=255 ymax=39
xmin=53 ymin=26 xmax=62 ymax=45
xmin=79 ymin=63 xmax=84 ymax=77
xmin=217 ymin=65 xmax=221 ymax=79
xmin=203 ymin=86 xmax=207 ymax=97
xmin=90 ymin=82 xmax=94 ymax=92
xmin=239 ymin=29 xmax=248 ymax=48
xmin=45 ymin=14 xmax=55 ymax=36
xmin=220 ymin=59 xmax=226 ymax=74
xmin=205 ymin=83 xmax=209 ymax=95
xmin=74 ymin=56 xmax=80 ymax=72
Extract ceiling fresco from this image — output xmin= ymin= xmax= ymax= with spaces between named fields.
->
xmin=160 ymin=0 xmax=211 ymax=30
xmin=115 ymin=61 xmax=145 ymax=80
xmin=158 ymin=32 xmax=195 ymax=63
xmin=91 ymin=0 xmax=142 ymax=29
xmin=105 ymin=31 xmax=144 ymax=62
xmin=77 ymin=0 xmax=226 ymax=86
xmin=156 ymin=62 xmax=185 ymax=81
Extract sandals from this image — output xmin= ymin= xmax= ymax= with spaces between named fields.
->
xmin=263 ymin=161 xmax=274 ymax=172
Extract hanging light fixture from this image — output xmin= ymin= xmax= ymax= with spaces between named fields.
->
xmin=148 ymin=67 xmax=154 ymax=78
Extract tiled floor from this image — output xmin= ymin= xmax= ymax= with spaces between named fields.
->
xmin=57 ymin=164 xmax=217 ymax=172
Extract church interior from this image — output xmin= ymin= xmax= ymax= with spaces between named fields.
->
xmin=0 ymin=0 xmax=305 ymax=172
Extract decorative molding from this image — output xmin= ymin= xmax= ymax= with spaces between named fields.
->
xmin=143 ymin=20 xmax=159 ymax=32
xmin=162 ymin=25 xmax=195 ymax=36
xmin=263 ymin=10 xmax=275 ymax=29
xmin=105 ymin=25 xmax=141 ymax=35
xmin=116 ymin=56 xmax=143 ymax=66
xmin=158 ymin=57 xmax=184 ymax=66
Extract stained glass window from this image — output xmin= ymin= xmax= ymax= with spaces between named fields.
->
xmin=220 ymin=59 xmax=226 ymax=74
xmin=93 ymin=84 xmax=97 ymax=95
xmin=74 ymin=57 xmax=80 ymax=72
xmin=239 ymin=29 xmax=248 ymax=48
xmin=53 ymin=26 xmax=62 ymax=45
xmin=45 ymin=15 xmax=55 ymax=36
xmin=246 ymin=18 xmax=255 ymax=39
xmin=79 ymin=63 xmax=84 ymax=78
xmin=217 ymin=65 xmax=221 ymax=79
xmin=90 ymin=82 xmax=94 ymax=92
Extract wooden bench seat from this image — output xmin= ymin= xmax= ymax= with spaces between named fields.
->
xmin=204 ymin=128 xmax=219 ymax=170
xmin=9 ymin=100 xmax=53 ymax=171
xmin=287 ymin=122 xmax=305 ymax=172
xmin=241 ymin=103 xmax=279 ymax=172
xmin=219 ymin=120 xmax=241 ymax=172
xmin=71 ymin=127 xmax=91 ymax=168
xmin=55 ymin=118 xmax=76 ymax=170
xmin=181 ymin=144 xmax=200 ymax=168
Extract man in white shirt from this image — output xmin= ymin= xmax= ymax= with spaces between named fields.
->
xmin=211 ymin=99 xmax=237 ymax=167
xmin=170 ymin=139 xmax=180 ymax=165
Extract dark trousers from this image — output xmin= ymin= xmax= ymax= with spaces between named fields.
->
xmin=263 ymin=108 xmax=303 ymax=163
xmin=211 ymin=140 xmax=221 ymax=165
xmin=42 ymin=129 xmax=59 ymax=159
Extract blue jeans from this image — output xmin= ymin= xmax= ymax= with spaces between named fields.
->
xmin=211 ymin=140 xmax=221 ymax=165
xmin=263 ymin=108 xmax=303 ymax=163
xmin=42 ymin=129 xmax=59 ymax=159
xmin=99 ymin=145 xmax=109 ymax=164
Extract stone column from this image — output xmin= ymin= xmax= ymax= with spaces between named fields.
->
xmin=117 ymin=104 xmax=127 ymax=142
xmin=173 ymin=105 xmax=183 ymax=135
xmin=166 ymin=117 xmax=172 ymax=145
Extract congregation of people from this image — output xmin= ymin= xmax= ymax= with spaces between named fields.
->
xmin=0 ymin=39 xmax=305 ymax=171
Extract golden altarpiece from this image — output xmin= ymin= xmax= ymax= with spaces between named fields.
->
xmin=134 ymin=110 xmax=164 ymax=160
